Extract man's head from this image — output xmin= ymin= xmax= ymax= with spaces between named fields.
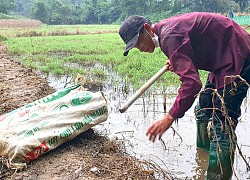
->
xmin=119 ymin=15 xmax=156 ymax=56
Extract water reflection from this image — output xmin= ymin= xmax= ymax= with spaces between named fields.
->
xmin=193 ymin=148 xmax=209 ymax=180
xmin=41 ymin=65 xmax=250 ymax=180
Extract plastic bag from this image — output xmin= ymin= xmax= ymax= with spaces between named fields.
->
xmin=0 ymin=85 xmax=108 ymax=168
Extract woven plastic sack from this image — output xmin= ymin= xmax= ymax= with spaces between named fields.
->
xmin=0 ymin=84 xmax=108 ymax=168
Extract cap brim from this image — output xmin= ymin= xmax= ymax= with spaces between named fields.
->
xmin=123 ymin=33 xmax=139 ymax=56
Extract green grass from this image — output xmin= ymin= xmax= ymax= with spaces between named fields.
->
xmin=0 ymin=35 xmax=7 ymax=42
xmin=4 ymin=24 xmax=209 ymax=89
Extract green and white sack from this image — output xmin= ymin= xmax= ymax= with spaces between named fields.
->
xmin=0 ymin=85 xmax=108 ymax=168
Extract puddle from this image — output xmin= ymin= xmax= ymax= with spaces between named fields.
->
xmin=40 ymin=64 xmax=250 ymax=180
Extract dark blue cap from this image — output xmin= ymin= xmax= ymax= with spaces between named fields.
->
xmin=119 ymin=15 xmax=150 ymax=56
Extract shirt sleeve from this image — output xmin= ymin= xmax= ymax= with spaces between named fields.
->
xmin=160 ymin=31 xmax=202 ymax=118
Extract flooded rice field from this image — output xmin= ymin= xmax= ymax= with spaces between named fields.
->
xmin=41 ymin=64 xmax=250 ymax=180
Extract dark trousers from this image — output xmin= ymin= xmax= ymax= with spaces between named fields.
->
xmin=199 ymin=56 xmax=250 ymax=125
xmin=196 ymin=56 xmax=250 ymax=179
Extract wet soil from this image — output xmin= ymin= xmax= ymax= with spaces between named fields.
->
xmin=0 ymin=55 xmax=55 ymax=115
xmin=0 ymin=45 xmax=171 ymax=180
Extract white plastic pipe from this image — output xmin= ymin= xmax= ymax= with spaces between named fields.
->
xmin=119 ymin=65 xmax=169 ymax=113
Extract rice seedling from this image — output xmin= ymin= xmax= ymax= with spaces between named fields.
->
xmin=4 ymin=24 xmax=208 ymax=89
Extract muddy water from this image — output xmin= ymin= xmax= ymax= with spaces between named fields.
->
xmin=44 ymin=66 xmax=250 ymax=180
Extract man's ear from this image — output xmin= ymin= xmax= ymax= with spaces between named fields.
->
xmin=143 ymin=23 xmax=154 ymax=35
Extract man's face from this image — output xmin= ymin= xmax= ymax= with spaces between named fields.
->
xmin=134 ymin=28 xmax=155 ymax=53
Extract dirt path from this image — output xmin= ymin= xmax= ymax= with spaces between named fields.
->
xmin=0 ymin=45 xmax=170 ymax=180
xmin=0 ymin=47 xmax=54 ymax=114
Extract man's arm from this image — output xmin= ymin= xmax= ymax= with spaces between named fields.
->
xmin=146 ymin=32 xmax=202 ymax=142
xmin=161 ymin=32 xmax=202 ymax=118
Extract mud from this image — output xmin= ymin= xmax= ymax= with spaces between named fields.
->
xmin=0 ymin=45 xmax=171 ymax=180
xmin=0 ymin=56 xmax=55 ymax=115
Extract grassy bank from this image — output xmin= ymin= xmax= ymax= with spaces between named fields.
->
xmin=3 ymin=24 xmax=208 ymax=89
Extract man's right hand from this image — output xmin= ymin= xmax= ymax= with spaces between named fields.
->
xmin=146 ymin=113 xmax=175 ymax=142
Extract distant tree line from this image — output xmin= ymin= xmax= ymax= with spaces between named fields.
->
xmin=1 ymin=0 xmax=249 ymax=24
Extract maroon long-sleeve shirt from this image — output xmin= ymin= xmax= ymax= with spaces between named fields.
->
xmin=153 ymin=12 xmax=250 ymax=118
